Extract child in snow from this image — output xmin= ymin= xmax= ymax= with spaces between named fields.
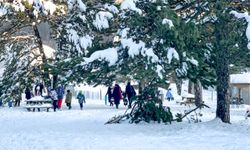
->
xmin=77 ymin=91 xmax=85 ymax=110
xmin=106 ymin=86 xmax=113 ymax=106
xmin=166 ymin=88 xmax=174 ymax=101
xmin=65 ymin=90 xmax=72 ymax=110
xmin=50 ymin=89 xmax=58 ymax=112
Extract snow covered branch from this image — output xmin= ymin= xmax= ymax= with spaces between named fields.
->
xmin=230 ymin=10 xmax=250 ymax=50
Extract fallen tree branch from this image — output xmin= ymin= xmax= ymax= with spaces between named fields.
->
xmin=173 ymin=103 xmax=210 ymax=121
xmin=105 ymin=103 xmax=137 ymax=124
xmin=105 ymin=114 xmax=129 ymax=124
xmin=105 ymin=102 xmax=210 ymax=124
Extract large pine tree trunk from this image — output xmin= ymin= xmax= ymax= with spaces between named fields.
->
xmin=214 ymin=4 xmax=230 ymax=123
xmin=33 ymin=25 xmax=50 ymax=86
xmin=215 ymin=35 xmax=230 ymax=123
xmin=216 ymin=69 xmax=230 ymax=123
xmin=194 ymin=80 xmax=202 ymax=107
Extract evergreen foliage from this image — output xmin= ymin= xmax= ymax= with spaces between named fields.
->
xmin=169 ymin=0 xmax=250 ymax=123
xmin=0 ymin=41 xmax=36 ymax=100
xmin=54 ymin=0 xmax=119 ymax=85
xmin=0 ymin=1 xmax=66 ymax=101
xmin=115 ymin=0 xmax=181 ymax=89
xmin=130 ymin=86 xmax=173 ymax=124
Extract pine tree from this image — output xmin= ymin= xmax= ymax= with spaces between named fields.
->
xmin=169 ymin=0 xmax=249 ymax=123
xmin=115 ymin=0 xmax=181 ymax=90
xmin=0 ymin=1 xmax=66 ymax=101
xmin=110 ymin=0 xmax=209 ymax=123
xmin=54 ymin=0 xmax=119 ymax=86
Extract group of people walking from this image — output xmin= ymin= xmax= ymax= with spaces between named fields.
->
xmin=106 ymin=82 xmax=136 ymax=109
xmin=50 ymin=86 xmax=86 ymax=112
xmin=22 ymin=81 xmax=139 ymax=111
xmin=24 ymin=83 xmax=86 ymax=112
xmin=7 ymin=80 xmax=175 ymax=112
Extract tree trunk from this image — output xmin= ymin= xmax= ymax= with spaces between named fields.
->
xmin=216 ymin=71 xmax=230 ymax=123
xmin=194 ymin=80 xmax=202 ymax=107
xmin=215 ymin=33 xmax=230 ymax=123
xmin=175 ymin=78 xmax=182 ymax=95
xmin=52 ymin=75 xmax=58 ymax=89
xmin=33 ymin=25 xmax=50 ymax=86
xmin=138 ymin=80 xmax=145 ymax=94
xmin=188 ymin=80 xmax=194 ymax=94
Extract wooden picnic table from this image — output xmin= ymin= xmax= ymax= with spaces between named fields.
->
xmin=175 ymin=93 xmax=196 ymax=106
xmin=25 ymin=96 xmax=53 ymax=112
xmin=180 ymin=97 xmax=195 ymax=105
xmin=177 ymin=94 xmax=204 ymax=106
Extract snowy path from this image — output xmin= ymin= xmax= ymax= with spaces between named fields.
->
xmin=1 ymin=99 xmax=250 ymax=150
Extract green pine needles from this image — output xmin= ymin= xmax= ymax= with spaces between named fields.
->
xmin=130 ymin=86 xmax=173 ymax=124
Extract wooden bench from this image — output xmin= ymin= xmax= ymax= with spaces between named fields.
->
xmin=175 ymin=93 xmax=196 ymax=106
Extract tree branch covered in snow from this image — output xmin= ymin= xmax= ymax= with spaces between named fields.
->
xmin=230 ymin=10 xmax=250 ymax=50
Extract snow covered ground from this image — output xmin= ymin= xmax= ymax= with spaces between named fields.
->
xmin=1 ymin=97 xmax=250 ymax=150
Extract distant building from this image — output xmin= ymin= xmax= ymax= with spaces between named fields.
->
xmin=230 ymin=73 xmax=250 ymax=104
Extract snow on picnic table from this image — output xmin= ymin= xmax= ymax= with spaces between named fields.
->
xmin=0 ymin=99 xmax=250 ymax=150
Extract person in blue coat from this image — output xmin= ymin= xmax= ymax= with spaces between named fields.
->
xmin=77 ymin=91 xmax=85 ymax=110
xmin=166 ymin=88 xmax=173 ymax=101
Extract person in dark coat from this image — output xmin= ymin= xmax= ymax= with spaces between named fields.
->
xmin=39 ymin=83 xmax=44 ymax=96
xmin=112 ymin=84 xmax=122 ymax=109
xmin=125 ymin=82 xmax=136 ymax=108
xmin=35 ymin=82 xmax=44 ymax=96
xmin=13 ymin=89 xmax=21 ymax=107
xmin=25 ymin=87 xmax=32 ymax=100
xmin=35 ymin=83 xmax=39 ymax=96
xmin=106 ymin=86 xmax=113 ymax=106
